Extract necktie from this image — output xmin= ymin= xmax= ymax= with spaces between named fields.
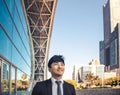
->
xmin=56 ymin=81 xmax=62 ymax=95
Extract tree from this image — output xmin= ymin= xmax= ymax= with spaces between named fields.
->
xmin=85 ymin=72 xmax=94 ymax=83
xmin=21 ymin=73 xmax=27 ymax=81
xmin=85 ymin=72 xmax=100 ymax=86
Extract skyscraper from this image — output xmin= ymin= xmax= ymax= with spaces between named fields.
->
xmin=100 ymin=0 xmax=120 ymax=74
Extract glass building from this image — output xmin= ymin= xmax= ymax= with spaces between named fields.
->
xmin=100 ymin=0 xmax=120 ymax=73
xmin=0 ymin=0 xmax=32 ymax=94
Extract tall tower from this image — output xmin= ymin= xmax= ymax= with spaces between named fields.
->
xmin=103 ymin=0 xmax=120 ymax=45
xmin=100 ymin=0 xmax=120 ymax=73
xmin=23 ymin=0 xmax=58 ymax=82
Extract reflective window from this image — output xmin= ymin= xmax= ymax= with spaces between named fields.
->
xmin=110 ymin=39 xmax=117 ymax=65
xmin=2 ymin=63 xmax=10 ymax=95
xmin=15 ymin=0 xmax=29 ymax=38
xmin=100 ymin=49 xmax=105 ymax=64
xmin=6 ymin=0 xmax=15 ymax=18
xmin=17 ymin=70 xmax=30 ymax=95
xmin=11 ymin=67 xmax=16 ymax=95
xmin=5 ymin=0 xmax=30 ymax=54
xmin=11 ymin=45 xmax=30 ymax=75
xmin=0 ymin=27 xmax=12 ymax=62
xmin=0 ymin=0 xmax=31 ymax=76
xmin=0 ymin=0 xmax=31 ymax=94
xmin=0 ymin=56 xmax=30 ymax=95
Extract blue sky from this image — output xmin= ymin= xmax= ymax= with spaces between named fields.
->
xmin=49 ymin=0 xmax=107 ymax=79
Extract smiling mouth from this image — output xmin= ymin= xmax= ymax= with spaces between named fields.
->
xmin=57 ymin=70 xmax=64 ymax=74
xmin=57 ymin=69 xmax=63 ymax=71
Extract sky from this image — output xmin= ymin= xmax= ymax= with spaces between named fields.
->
xmin=48 ymin=0 xmax=107 ymax=79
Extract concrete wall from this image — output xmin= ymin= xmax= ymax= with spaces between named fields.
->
xmin=76 ymin=88 xmax=120 ymax=95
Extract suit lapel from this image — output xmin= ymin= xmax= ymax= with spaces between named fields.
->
xmin=46 ymin=79 xmax=52 ymax=95
xmin=63 ymin=82 xmax=68 ymax=95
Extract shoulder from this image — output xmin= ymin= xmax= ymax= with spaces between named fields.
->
xmin=32 ymin=79 xmax=51 ymax=95
xmin=63 ymin=81 xmax=76 ymax=95
xmin=35 ymin=78 xmax=51 ymax=86
xmin=32 ymin=79 xmax=51 ymax=91
xmin=64 ymin=81 xmax=74 ymax=88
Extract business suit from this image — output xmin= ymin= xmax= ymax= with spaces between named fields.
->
xmin=32 ymin=78 xmax=76 ymax=95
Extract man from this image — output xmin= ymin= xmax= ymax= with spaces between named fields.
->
xmin=32 ymin=55 xmax=76 ymax=95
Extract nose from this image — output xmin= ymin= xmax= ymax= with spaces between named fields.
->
xmin=58 ymin=63 xmax=62 ymax=67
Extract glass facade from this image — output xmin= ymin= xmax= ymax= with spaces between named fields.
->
xmin=0 ymin=0 xmax=31 ymax=95
xmin=110 ymin=39 xmax=117 ymax=65
xmin=99 ymin=41 xmax=105 ymax=65
xmin=101 ymin=0 xmax=120 ymax=72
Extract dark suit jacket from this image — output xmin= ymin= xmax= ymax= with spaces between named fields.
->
xmin=32 ymin=78 xmax=76 ymax=95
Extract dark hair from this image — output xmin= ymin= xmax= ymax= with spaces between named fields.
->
xmin=48 ymin=55 xmax=65 ymax=68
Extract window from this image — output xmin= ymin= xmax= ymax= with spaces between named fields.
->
xmin=2 ymin=63 xmax=10 ymax=95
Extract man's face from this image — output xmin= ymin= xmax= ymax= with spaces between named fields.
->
xmin=49 ymin=62 xmax=65 ymax=78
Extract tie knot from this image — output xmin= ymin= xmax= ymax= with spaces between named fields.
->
xmin=56 ymin=81 xmax=61 ymax=85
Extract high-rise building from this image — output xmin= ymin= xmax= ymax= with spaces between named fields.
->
xmin=0 ymin=0 xmax=57 ymax=95
xmin=100 ymin=0 xmax=120 ymax=74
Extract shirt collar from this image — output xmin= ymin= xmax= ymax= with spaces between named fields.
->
xmin=51 ymin=77 xmax=64 ymax=84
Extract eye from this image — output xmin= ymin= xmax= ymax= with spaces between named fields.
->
xmin=61 ymin=63 xmax=64 ymax=66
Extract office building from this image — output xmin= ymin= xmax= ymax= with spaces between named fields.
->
xmin=77 ymin=65 xmax=105 ymax=82
xmin=76 ymin=60 xmax=104 ymax=82
xmin=0 ymin=0 xmax=32 ymax=94
xmin=100 ymin=0 xmax=120 ymax=74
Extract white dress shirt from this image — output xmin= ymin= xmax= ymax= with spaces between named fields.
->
xmin=51 ymin=77 xmax=64 ymax=95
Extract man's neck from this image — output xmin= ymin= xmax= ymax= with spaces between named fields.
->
xmin=52 ymin=76 xmax=62 ymax=80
